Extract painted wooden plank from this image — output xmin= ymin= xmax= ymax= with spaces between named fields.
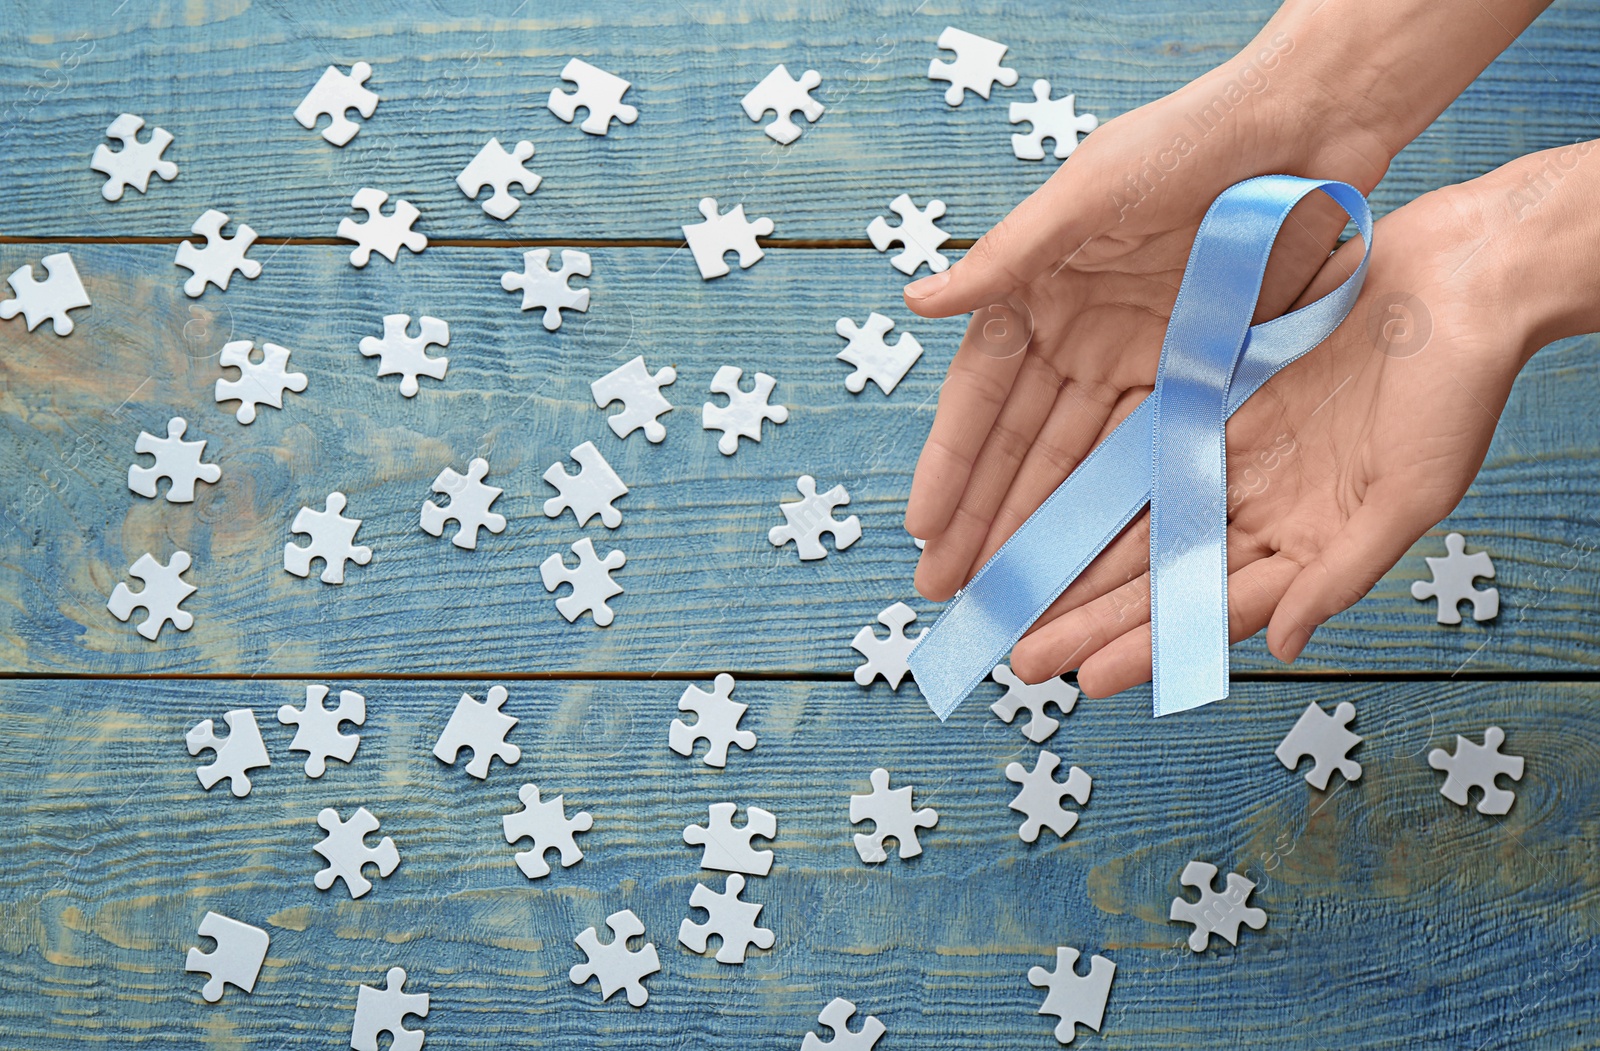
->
xmin=0 ymin=677 xmax=1594 ymax=1049
xmin=1 ymin=0 xmax=1597 ymax=239
xmin=2 ymin=241 xmax=1598 ymax=677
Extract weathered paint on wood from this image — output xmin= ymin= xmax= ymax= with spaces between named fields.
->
xmin=0 ymin=1 xmax=1597 ymax=240
xmin=1 ymin=242 xmax=1597 ymax=676
xmin=1 ymin=678 xmax=1595 ymax=1050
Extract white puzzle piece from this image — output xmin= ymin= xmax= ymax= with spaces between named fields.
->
xmin=502 ymin=248 xmax=591 ymax=330
xmin=1028 ymin=946 xmax=1115 ymax=1045
xmin=339 ymin=188 xmax=426 ymax=268
xmin=1010 ymin=80 xmax=1098 ymax=160
xmin=1005 ymin=750 xmax=1091 ymax=842
xmin=1169 ymin=861 xmax=1266 ymax=952
xmin=1412 ymin=532 xmax=1499 ymax=623
xmin=1275 ymin=700 xmax=1362 ymax=790
xmin=175 ymin=209 xmax=260 ymax=298
xmin=351 ymin=967 xmax=428 ymax=1051
xmin=867 ymin=194 xmax=950 ymax=276
xmin=107 ymin=550 xmax=195 ymax=640
xmin=421 ymin=457 xmax=506 ymax=549
xmin=683 ymin=198 xmax=774 ymax=280
xmin=215 ymin=340 xmax=307 ymax=424
xmin=433 ymin=685 xmax=522 ymax=779
xmin=128 ymin=417 xmax=220 ymax=503
xmin=592 ymin=356 xmax=677 ymax=442
xmin=1428 ymin=726 xmax=1525 ymax=815
xmin=285 ymin=492 xmax=371 ymax=584
xmin=186 ymin=708 xmax=271 ymax=797
xmin=91 ymin=113 xmax=178 ymax=201
xmin=548 ymin=58 xmax=639 ymax=135
xmin=313 ymin=806 xmax=399 ymax=899
xmin=457 ymin=138 xmax=541 ymax=220
xmin=359 ymin=314 xmax=449 ymax=398
xmin=185 ymin=911 xmax=269 ymax=1003
xmin=678 ymin=873 xmax=774 ymax=964
xmin=769 ymin=475 xmax=861 ymax=560
xmin=702 ymin=365 xmax=789 ymax=454
xmin=851 ymin=602 xmax=921 ymax=690
xmin=541 ymin=538 xmax=625 ymax=626
xmin=0 ymin=252 xmax=91 ymax=335
xmin=850 ymin=768 xmax=937 ymax=863
xmin=802 ymin=998 xmax=885 ymax=1051
xmin=669 ymin=674 xmax=757 ymax=769
xmin=503 ymin=783 xmax=592 ymax=879
xmin=294 ymin=62 xmax=379 ymax=146
xmin=990 ymin=664 xmax=1078 ymax=744
xmin=277 ymin=684 xmax=365 ymax=778
xmin=928 ymin=26 xmax=1018 ymax=105
xmin=544 ymin=441 xmax=627 ymax=528
xmin=836 ymin=313 xmax=924 ymax=395
xmin=741 ymin=64 xmax=824 ymax=144
xmin=570 ymin=909 xmax=660 ymax=1007
xmin=683 ymin=801 xmax=775 ymax=876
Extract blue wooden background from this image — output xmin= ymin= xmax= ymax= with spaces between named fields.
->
xmin=1 ymin=1 xmax=1597 ymax=1048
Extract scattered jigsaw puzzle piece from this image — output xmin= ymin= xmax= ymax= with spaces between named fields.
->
xmin=990 ymin=664 xmax=1078 ymax=744
xmin=683 ymin=197 xmax=774 ymax=280
xmin=351 ymin=967 xmax=428 ymax=1051
xmin=548 ymin=58 xmax=638 ymax=135
xmin=592 ymin=356 xmax=677 ymax=443
xmin=185 ymin=911 xmax=269 ymax=1003
xmin=215 ymin=340 xmax=307 ymax=424
xmin=669 ymin=673 xmax=757 ymax=769
xmin=359 ymin=313 xmax=449 ymax=398
xmin=543 ymin=441 xmax=627 ymax=528
xmin=0 ymin=252 xmax=91 ymax=335
xmin=836 ymin=313 xmax=924 ymax=395
xmin=185 ymin=708 xmax=271 ymax=798
xmin=422 ymin=456 xmax=506 ymax=549
xmin=174 ymin=209 xmax=260 ymax=297
xmin=1005 ymin=749 xmax=1091 ymax=842
xmin=313 ymin=806 xmax=399 ymax=899
xmin=503 ymin=783 xmax=592 ymax=879
xmin=285 ymin=492 xmax=372 ymax=585
xmin=741 ymin=64 xmax=824 ymax=144
xmin=678 ymin=873 xmax=774 ymax=964
xmin=339 ymin=188 xmax=427 ymax=268
xmin=928 ymin=26 xmax=1018 ymax=105
xmin=1010 ymin=80 xmax=1098 ymax=160
xmin=502 ymin=248 xmax=591 ymax=330
xmin=570 ymin=909 xmax=659 ymax=1007
xmin=90 ymin=113 xmax=177 ymax=201
xmin=457 ymin=137 xmax=541 ymax=220
xmin=867 ymin=194 xmax=950 ymax=276
xmin=1028 ymin=946 xmax=1115 ymax=1045
xmin=127 ymin=417 xmax=220 ymax=503
xmin=433 ymin=685 xmax=522 ymax=779
xmin=683 ymin=801 xmax=775 ymax=876
xmin=702 ymin=365 xmax=788 ymax=454
xmin=1428 ymin=726 xmax=1525 ymax=815
xmin=1411 ymin=532 xmax=1499 ymax=624
xmin=277 ymin=684 xmax=365 ymax=778
xmin=540 ymin=537 xmax=625 ymax=626
xmin=294 ymin=62 xmax=379 ymax=146
xmin=850 ymin=768 xmax=937 ymax=863
xmin=770 ymin=475 xmax=861 ymax=560
xmin=851 ymin=602 xmax=921 ymax=690
xmin=802 ymin=997 xmax=885 ymax=1051
xmin=1275 ymin=700 xmax=1362 ymax=790
xmin=107 ymin=550 xmax=195 ymax=640
xmin=1169 ymin=860 xmax=1266 ymax=952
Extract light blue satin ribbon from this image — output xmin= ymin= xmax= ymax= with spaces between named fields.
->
xmin=909 ymin=175 xmax=1373 ymax=719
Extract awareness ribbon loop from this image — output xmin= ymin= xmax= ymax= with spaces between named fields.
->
xmin=909 ymin=175 xmax=1374 ymax=720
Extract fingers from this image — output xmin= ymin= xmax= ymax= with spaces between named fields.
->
xmin=1266 ymin=488 xmax=1426 ymax=662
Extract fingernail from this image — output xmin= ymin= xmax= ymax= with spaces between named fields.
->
xmin=905 ymin=270 xmax=950 ymax=300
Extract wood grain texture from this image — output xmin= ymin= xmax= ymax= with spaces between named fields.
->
xmin=1 ymin=242 xmax=1598 ymax=676
xmin=0 ymin=678 xmax=1595 ymax=1050
xmin=1 ymin=0 xmax=1597 ymax=240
